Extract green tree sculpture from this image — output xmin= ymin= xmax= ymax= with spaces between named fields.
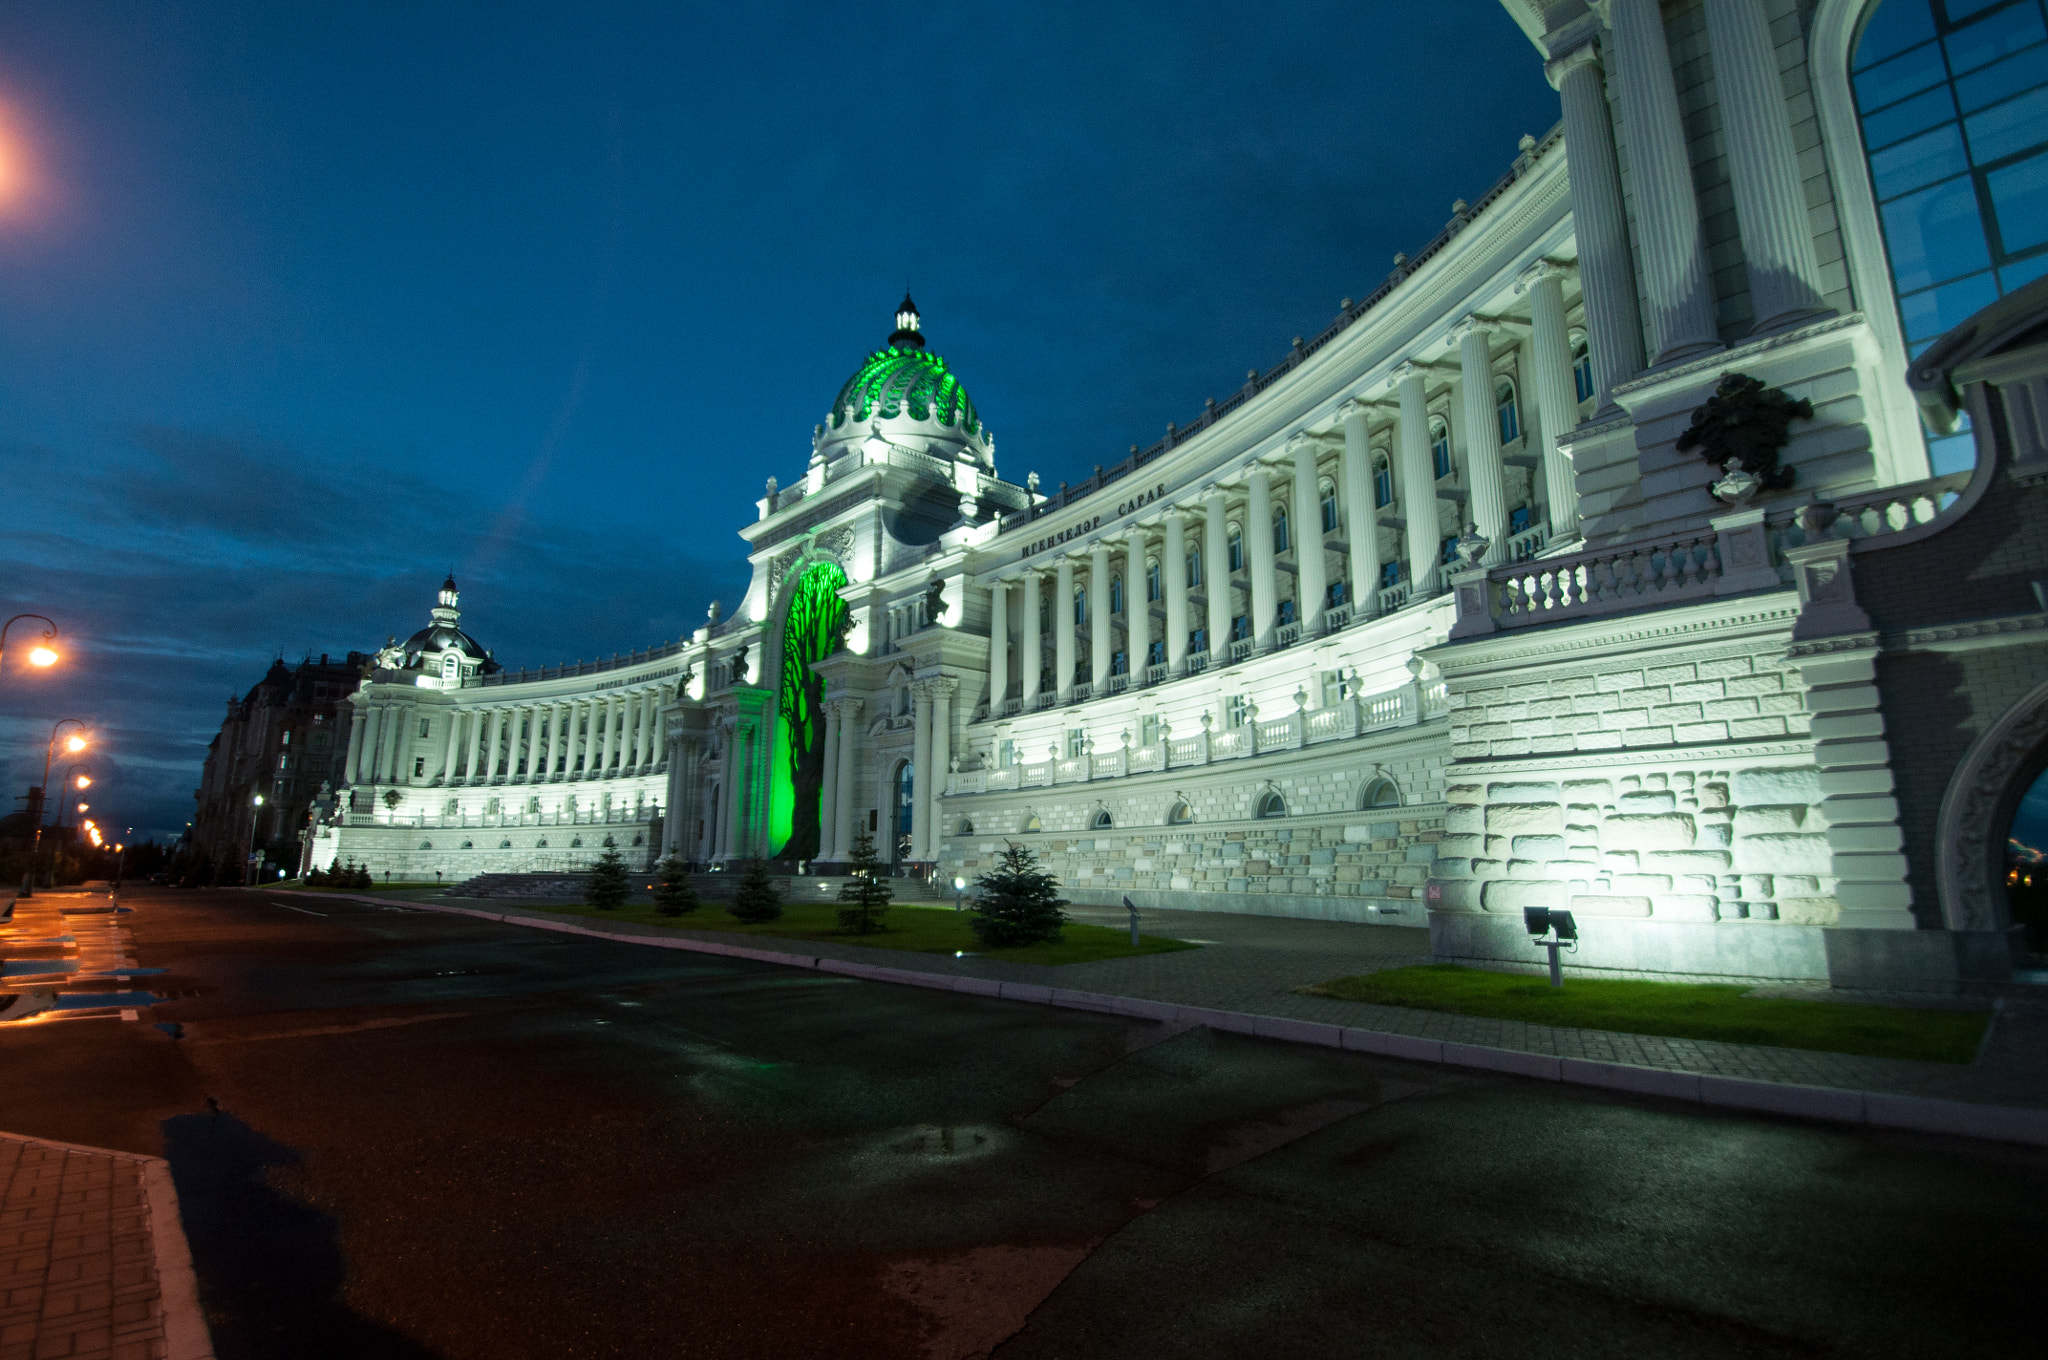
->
xmin=836 ymin=830 xmax=893 ymax=934
xmin=584 ymin=845 xmax=631 ymax=911
xmin=969 ymin=843 xmax=1069 ymax=948
xmin=652 ymin=854 xmax=698 ymax=917
xmin=729 ymin=858 xmax=784 ymax=922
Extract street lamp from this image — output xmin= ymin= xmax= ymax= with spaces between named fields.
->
xmin=23 ymin=719 xmax=88 ymax=896
xmin=0 ymin=613 xmax=60 ymax=685
xmin=246 ymin=792 xmax=266 ymax=887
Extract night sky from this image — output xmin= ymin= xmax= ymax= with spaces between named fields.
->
xmin=0 ymin=2 xmax=1565 ymax=841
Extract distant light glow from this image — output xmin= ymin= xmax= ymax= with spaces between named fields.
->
xmin=63 ymin=734 xmax=86 ymax=753
xmin=28 ymin=646 xmax=57 ymax=667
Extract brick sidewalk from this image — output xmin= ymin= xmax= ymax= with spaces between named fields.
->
xmin=0 ymin=1132 xmax=210 ymax=1360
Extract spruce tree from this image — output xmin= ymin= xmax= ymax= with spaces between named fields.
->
xmin=969 ymin=842 xmax=1069 ymax=948
xmin=728 ymin=858 xmax=783 ymax=922
xmin=652 ymin=855 xmax=698 ymax=916
xmin=584 ymin=844 xmax=631 ymax=911
xmin=836 ymin=830 xmax=892 ymax=934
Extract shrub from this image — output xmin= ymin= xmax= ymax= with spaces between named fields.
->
xmin=585 ymin=845 xmax=631 ymax=911
xmin=652 ymin=855 xmax=698 ymax=916
xmin=970 ymin=843 xmax=1068 ymax=948
xmin=728 ymin=859 xmax=783 ymax=922
xmin=836 ymin=831 xmax=892 ymax=934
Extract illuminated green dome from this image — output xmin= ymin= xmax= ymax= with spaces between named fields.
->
xmin=826 ymin=294 xmax=981 ymax=436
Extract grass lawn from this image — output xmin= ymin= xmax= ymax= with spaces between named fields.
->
xmin=1302 ymin=964 xmax=1989 ymax=1064
xmin=522 ymin=896 xmax=1200 ymax=967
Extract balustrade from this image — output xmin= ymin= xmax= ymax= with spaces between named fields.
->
xmin=1143 ymin=663 xmax=1168 ymax=686
xmin=1377 ymin=580 xmax=1412 ymax=614
xmin=1491 ymin=528 xmax=1723 ymax=627
xmin=1505 ymin=521 xmax=1550 ymax=561
xmin=1323 ymin=602 xmax=1355 ymax=631
xmin=1228 ymin=638 xmax=1256 ymax=662
xmin=1275 ymin=621 xmax=1303 ymax=649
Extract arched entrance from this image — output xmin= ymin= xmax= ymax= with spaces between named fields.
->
xmin=766 ymin=560 xmax=850 ymax=861
xmin=1937 ymin=676 xmax=2048 ymax=952
xmin=893 ymin=760 xmax=915 ymax=868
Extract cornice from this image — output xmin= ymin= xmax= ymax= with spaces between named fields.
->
xmin=1784 ymin=631 xmax=1880 ymax=660
xmin=1451 ymin=738 xmax=1816 ymax=776
xmin=1425 ymin=594 xmax=1801 ymax=673
xmin=1889 ymin=612 xmax=2048 ymax=654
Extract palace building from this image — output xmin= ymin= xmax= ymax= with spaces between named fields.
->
xmin=309 ymin=0 xmax=2048 ymax=990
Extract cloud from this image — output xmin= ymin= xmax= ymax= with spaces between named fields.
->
xmin=0 ymin=425 xmax=750 ymax=841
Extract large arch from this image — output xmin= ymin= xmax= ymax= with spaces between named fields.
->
xmin=758 ymin=557 xmax=850 ymax=860
xmin=1937 ymin=676 xmax=2048 ymax=933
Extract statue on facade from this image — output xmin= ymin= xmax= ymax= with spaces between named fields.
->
xmin=1677 ymin=372 xmax=1812 ymax=500
xmin=924 ymin=576 xmax=949 ymax=621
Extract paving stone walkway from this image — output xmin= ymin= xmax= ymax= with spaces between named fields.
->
xmin=430 ymin=896 xmax=2048 ymax=1112
xmin=0 ymin=1134 xmax=164 ymax=1360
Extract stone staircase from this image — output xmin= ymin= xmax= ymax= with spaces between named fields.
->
xmin=446 ymin=868 xmax=952 ymax=904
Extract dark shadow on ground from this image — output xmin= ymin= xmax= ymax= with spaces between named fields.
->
xmin=162 ymin=1108 xmax=443 ymax=1360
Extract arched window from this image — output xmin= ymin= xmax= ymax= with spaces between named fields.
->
xmin=1021 ymin=812 xmax=1042 ymax=833
xmin=896 ymin=761 xmax=916 ymax=855
xmin=1362 ymin=777 xmax=1401 ymax=809
xmin=418 ymin=840 xmax=433 ymax=851
xmin=1373 ymin=452 xmax=1393 ymax=508
xmin=498 ymin=838 xmax=512 ymax=848
xmin=1256 ymin=791 xmax=1288 ymax=819
xmin=536 ymin=837 xmax=548 ymax=848
xmin=1091 ymin=808 xmax=1114 ymax=829
xmin=1074 ymin=586 xmax=1088 ymax=626
xmin=1851 ymin=0 xmax=2048 ymax=474
xmin=1496 ymin=376 xmax=1521 ymax=444
xmin=1319 ymin=479 xmax=1340 ymax=532
xmin=1167 ymin=801 xmax=1194 ymax=825
xmin=1430 ymin=417 xmax=1452 ymax=479
xmin=1186 ymin=547 xmax=1204 ymax=587
xmin=1109 ymin=574 xmax=1125 ymax=616
xmin=956 ymin=818 xmax=974 ymax=835
xmin=1145 ymin=557 xmax=1162 ymax=601
xmin=571 ymin=836 xmax=582 ymax=847
xmin=1570 ymin=330 xmax=1595 ymax=403
xmin=1227 ymin=526 xmax=1246 ymax=571
xmin=1272 ymin=507 xmax=1290 ymax=553
xmin=460 ymin=839 xmax=474 ymax=849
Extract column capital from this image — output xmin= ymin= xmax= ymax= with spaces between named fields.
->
xmin=1516 ymin=258 xmax=1569 ymax=291
xmin=1390 ymin=360 xmax=1427 ymax=390
xmin=1449 ymin=314 xmax=1495 ymax=345
xmin=1544 ymin=37 xmax=1602 ymax=91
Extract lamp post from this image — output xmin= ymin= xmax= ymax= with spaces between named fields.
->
xmin=24 ymin=719 xmax=88 ymax=896
xmin=245 ymin=792 xmax=266 ymax=887
xmin=0 ymin=614 xmax=60 ymax=687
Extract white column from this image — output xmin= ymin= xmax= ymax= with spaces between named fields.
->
xmin=1247 ymin=465 xmax=1278 ymax=651
xmin=834 ymin=698 xmax=862 ymax=861
xmin=514 ymin=707 xmax=534 ymax=781
xmin=1124 ymin=533 xmax=1149 ymax=677
xmin=910 ymin=682 xmax=933 ymax=860
xmin=1340 ymin=401 xmax=1382 ymax=616
xmin=989 ymin=580 xmax=1008 ymax=713
xmin=1289 ymin=435 xmax=1326 ymax=633
xmin=1202 ymin=488 xmax=1230 ymax=655
xmin=1054 ymin=558 xmax=1076 ymax=700
xmin=437 ymin=708 xmax=461 ymax=782
xmin=928 ymin=678 xmax=953 ymax=857
xmin=819 ymin=700 xmax=842 ymax=862
xmin=1456 ymin=319 xmax=1508 ymax=565
xmin=1163 ymin=513 xmax=1189 ymax=670
xmin=1021 ymin=570 xmax=1042 ymax=705
xmin=603 ymin=696 xmax=622 ymax=775
xmin=719 ymin=724 xmax=743 ymax=860
xmin=463 ymin=707 xmax=485 ymax=783
xmin=636 ymin=692 xmax=656 ymax=770
xmin=1701 ymin=0 xmax=1831 ymax=332
xmin=1395 ymin=364 xmax=1440 ymax=595
xmin=1523 ymin=262 xmax=1583 ymax=537
xmin=555 ymin=701 xmax=575 ymax=777
xmin=1548 ymin=42 xmax=1646 ymax=408
xmin=1089 ymin=542 xmax=1111 ymax=686
xmin=483 ymin=708 xmax=504 ymax=782
xmin=387 ymin=704 xmax=412 ymax=783
xmin=1607 ymin=0 xmax=1721 ymax=363
xmin=346 ymin=708 xmax=369 ymax=784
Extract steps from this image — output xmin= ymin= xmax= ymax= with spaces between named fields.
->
xmin=446 ymin=869 xmax=953 ymax=904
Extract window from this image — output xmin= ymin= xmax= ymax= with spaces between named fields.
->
xmin=1167 ymin=800 xmax=1194 ymax=825
xmin=1110 ymin=574 xmax=1125 ymax=615
xmin=1571 ymin=330 xmax=1594 ymax=403
xmin=1273 ymin=507 xmax=1290 ymax=553
xmin=1373 ymin=452 xmax=1393 ymax=507
xmin=1278 ymin=598 xmax=1297 ymax=626
xmin=998 ymin=738 xmax=1017 ymax=768
xmin=1186 ymin=548 xmax=1204 ymax=587
xmin=1189 ymin=627 xmax=1209 ymax=655
xmin=527 ymin=796 xmax=540 ymax=813
xmin=1074 ymin=587 xmax=1088 ymax=626
xmin=898 ymin=685 xmax=912 ymax=716
xmin=956 ymin=818 xmax=974 ymax=836
xmin=1441 ymin=534 xmax=1463 ymax=565
xmin=1430 ymin=417 xmax=1452 ymax=479
xmin=1257 ymin=791 xmax=1288 ymax=819
xmin=419 ymin=840 xmax=433 ymax=851
xmin=1146 ymin=557 xmax=1162 ymax=601
xmin=896 ymin=762 xmax=915 ymax=856
xmin=1227 ymin=527 xmax=1245 ymax=571
xmin=1362 ymin=777 xmax=1402 ymax=809
xmin=1091 ymin=809 xmax=1114 ymax=829
xmin=1111 ymin=650 xmax=1129 ymax=677
xmin=1853 ymin=0 xmax=2048 ymax=473
xmin=445 ymin=798 xmax=460 ymax=815
xmin=1021 ymin=813 xmax=1042 ymax=833
xmin=281 ymin=730 xmax=291 ymax=745
xmin=413 ymin=757 xmax=426 ymax=777
xmin=1140 ymin=714 xmax=1160 ymax=747
xmin=1320 ymin=480 xmax=1340 ymax=532
xmin=419 ymin=718 xmax=431 ymax=739
xmin=1496 ymin=376 xmax=1521 ymax=444
xmin=1230 ymin=614 xmax=1251 ymax=642
xmin=1227 ymin=695 xmax=1250 ymax=728
xmin=1327 ymin=580 xmax=1347 ymax=608
xmin=1146 ymin=640 xmax=1165 ymax=667
xmin=278 ymin=753 xmax=290 ymax=771
xmin=1509 ymin=504 xmax=1532 ymax=534
xmin=1321 ymin=669 xmax=1353 ymax=708
xmin=1067 ymin=728 xmax=1087 ymax=758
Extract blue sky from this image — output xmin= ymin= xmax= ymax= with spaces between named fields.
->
xmin=0 ymin=1 xmax=1567 ymax=840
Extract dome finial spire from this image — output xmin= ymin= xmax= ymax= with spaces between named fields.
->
xmin=889 ymin=292 xmax=924 ymax=351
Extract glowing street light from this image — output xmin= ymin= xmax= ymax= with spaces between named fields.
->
xmin=0 ymin=613 xmax=60 ymax=685
xmin=246 ymin=792 xmax=266 ymax=887
xmin=21 ymin=719 xmax=88 ymax=895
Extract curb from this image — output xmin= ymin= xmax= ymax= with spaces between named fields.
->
xmin=299 ymin=891 xmax=2048 ymax=1148
xmin=0 ymin=1131 xmax=216 ymax=1360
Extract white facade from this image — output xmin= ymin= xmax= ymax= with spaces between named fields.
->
xmin=319 ymin=0 xmax=2048 ymax=989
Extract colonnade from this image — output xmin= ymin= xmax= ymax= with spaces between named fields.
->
xmin=343 ymin=685 xmax=673 ymax=790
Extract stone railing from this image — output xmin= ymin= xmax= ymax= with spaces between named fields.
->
xmin=1478 ymin=527 xmax=1724 ymax=631
xmin=343 ymin=805 xmax=659 ymax=831
xmin=1377 ymin=580 xmax=1413 ymax=614
xmin=474 ymin=639 xmax=688 ymax=687
xmin=1323 ymin=601 xmax=1356 ymax=631
xmin=1505 ymin=521 xmax=1550 ymax=562
xmin=1764 ymin=469 xmax=1971 ymax=555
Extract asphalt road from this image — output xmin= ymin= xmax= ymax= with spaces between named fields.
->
xmin=3 ymin=887 xmax=2044 ymax=1359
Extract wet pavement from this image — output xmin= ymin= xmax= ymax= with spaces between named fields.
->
xmin=2 ymin=887 xmax=2044 ymax=1359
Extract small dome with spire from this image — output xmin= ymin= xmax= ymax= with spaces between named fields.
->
xmin=819 ymin=297 xmax=992 ymax=470
xmin=392 ymin=575 xmax=497 ymax=682
xmin=888 ymin=293 xmax=924 ymax=351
